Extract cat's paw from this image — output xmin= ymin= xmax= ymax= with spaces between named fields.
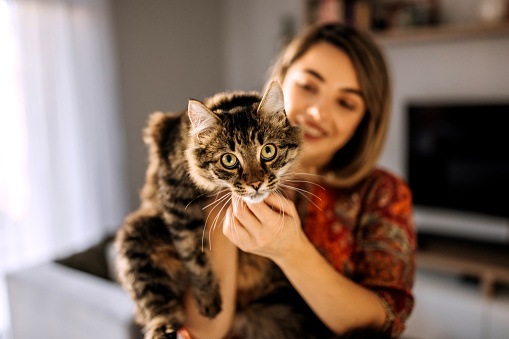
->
xmin=145 ymin=325 xmax=177 ymax=339
xmin=195 ymin=289 xmax=222 ymax=318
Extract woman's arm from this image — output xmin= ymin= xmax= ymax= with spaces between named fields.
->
xmin=273 ymin=233 xmax=386 ymax=334
xmin=223 ymin=194 xmax=386 ymax=335
xmin=182 ymin=200 xmax=237 ymax=339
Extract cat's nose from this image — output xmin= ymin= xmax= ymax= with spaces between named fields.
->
xmin=248 ymin=181 xmax=262 ymax=191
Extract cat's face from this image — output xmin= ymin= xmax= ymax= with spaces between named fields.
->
xmin=186 ymin=82 xmax=301 ymax=204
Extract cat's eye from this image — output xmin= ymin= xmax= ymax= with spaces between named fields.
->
xmin=221 ymin=153 xmax=239 ymax=169
xmin=261 ymin=144 xmax=277 ymax=161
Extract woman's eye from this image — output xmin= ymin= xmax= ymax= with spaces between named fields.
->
xmin=338 ymin=99 xmax=356 ymax=111
xmin=261 ymin=144 xmax=277 ymax=161
xmin=221 ymin=153 xmax=239 ymax=169
xmin=298 ymin=82 xmax=316 ymax=92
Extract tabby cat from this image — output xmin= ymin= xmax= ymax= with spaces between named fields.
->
xmin=115 ymin=82 xmax=307 ymax=339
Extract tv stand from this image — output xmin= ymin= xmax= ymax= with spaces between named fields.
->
xmin=403 ymin=232 xmax=509 ymax=338
xmin=417 ymin=233 xmax=509 ymax=297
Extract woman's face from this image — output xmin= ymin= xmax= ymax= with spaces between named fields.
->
xmin=282 ymin=41 xmax=366 ymax=171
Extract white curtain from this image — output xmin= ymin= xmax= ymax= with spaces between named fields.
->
xmin=0 ymin=0 xmax=128 ymax=336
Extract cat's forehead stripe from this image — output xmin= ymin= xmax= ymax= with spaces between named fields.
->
xmin=249 ymin=130 xmax=256 ymax=143
xmin=228 ymin=139 xmax=235 ymax=152
xmin=257 ymin=132 xmax=264 ymax=145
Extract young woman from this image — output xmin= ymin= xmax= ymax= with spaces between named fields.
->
xmin=181 ymin=23 xmax=416 ymax=339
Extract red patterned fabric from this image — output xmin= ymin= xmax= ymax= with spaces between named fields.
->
xmin=302 ymin=169 xmax=416 ymax=338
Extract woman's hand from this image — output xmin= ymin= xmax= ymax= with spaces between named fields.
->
xmin=222 ymin=193 xmax=308 ymax=261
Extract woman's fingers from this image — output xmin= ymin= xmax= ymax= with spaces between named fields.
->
xmin=223 ymin=205 xmax=252 ymax=250
xmin=246 ymin=193 xmax=297 ymax=226
xmin=264 ymin=193 xmax=297 ymax=215
xmin=231 ymin=198 xmax=261 ymax=226
xmin=224 ymin=194 xmax=303 ymax=258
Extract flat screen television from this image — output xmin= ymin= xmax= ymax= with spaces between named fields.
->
xmin=407 ymin=102 xmax=509 ymax=226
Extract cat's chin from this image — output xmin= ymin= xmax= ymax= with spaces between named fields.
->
xmin=242 ymin=192 xmax=269 ymax=204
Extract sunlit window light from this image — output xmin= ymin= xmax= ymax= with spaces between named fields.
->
xmin=0 ymin=1 xmax=30 ymax=224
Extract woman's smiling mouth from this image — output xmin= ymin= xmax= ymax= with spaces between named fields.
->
xmin=301 ymin=123 xmax=326 ymax=140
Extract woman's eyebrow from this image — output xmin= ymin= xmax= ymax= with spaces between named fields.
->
xmin=304 ymin=69 xmax=325 ymax=82
xmin=342 ymin=88 xmax=363 ymax=98
xmin=304 ymin=68 xmax=364 ymax=98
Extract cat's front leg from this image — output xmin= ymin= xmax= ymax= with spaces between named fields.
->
xmin=144 ymin=320 xmax=178 ymax=339
xmin=115 ymin=211 xmax=188 ymax=339
xmin=170 ymin=227 xmax=222 ymax=318
xmin=189 ymin=250 xmax=222 ymax=318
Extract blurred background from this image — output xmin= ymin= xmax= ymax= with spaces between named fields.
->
xmin=0 ymin=0 xmax=508 ymax=338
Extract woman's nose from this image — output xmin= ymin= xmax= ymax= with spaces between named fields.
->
xmin=307 ymin=99 xmax=330 ymax=121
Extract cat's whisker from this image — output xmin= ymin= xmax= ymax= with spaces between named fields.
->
xmin=292 ymin=172 xmax=326 ymax=179
xmin=277 ymin=187 xmax=291 ymax=201
xmin=231 ymin=195 xmax=243 ymax=246
xmin=280 ymin=184 xmax=323 ymax=202
xmin=277 ymin=191 xmax=286 ymax=231
xmin=271 ymin=191 xmax=284 ymax=233
xmin=208 ymin=195 xmax=232 ymax=251
xmin=280 ymin=190 xmax=286 ymax=233
xmin=202 ymin=194 xmax=228 ymax=211
xmin=202 ymin=191 xmax=231 ymax=211
xmin=286 ymin=179 xmax=326 ymax=191
xmin=273 ymin=191 xmax=286 ymax=237
xmin=202 ymin=192 xmax=232 ymax=252
xmin=211 ymin=198 xmax=228 ymax=234
xmin=277 ymin=189 xmax=299 ymax=231
xmin=185 ymin=193 xmax=207 ymax=210
xmin=206 ymin=188 xmax=230 ymax=198
xmin=211 ymin=193 xmax=232 ymax=230
xmin=292 ymin=213 xmax=299 ymax=231
xmin=213 ymin=195 xmax=232 ymax=234
xmin=280 ymin=184 xmax=324 ymax=212
xmin=215 ymin=200 xmax=231 ymax=236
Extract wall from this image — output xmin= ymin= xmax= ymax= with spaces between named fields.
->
xmin=221 ymin=0 xmax=305 ymax=91
xmin=110 ymin=0 xmax=225 ymax=210
xmin=219 ymin=0 xmax=493 ymax=90
xmin=441 ymin=0 xmax=481 ymax=24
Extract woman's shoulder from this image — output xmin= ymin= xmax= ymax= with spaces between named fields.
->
xmin=359 ymin=168 xmax=410 ymax=191
xmin=356 ymin=168 xmax=412 ymax=210
xmin=318 ymin=168 xmax=412 ymax=213
xmin=366 ymin=168 xmax=407 ymax=186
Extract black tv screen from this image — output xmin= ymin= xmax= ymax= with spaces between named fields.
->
xmin=407 ymin=102 xmax=509 ymax=218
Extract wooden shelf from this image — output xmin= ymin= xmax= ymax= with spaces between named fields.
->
xmin=374 ymin=22 xmax=509 ymax=45
xmin=417 ymin=233 xmax=509 ymax=298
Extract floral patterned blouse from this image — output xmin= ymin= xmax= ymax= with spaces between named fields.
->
xmin=300 ymin=168 xmax=416 ymax=338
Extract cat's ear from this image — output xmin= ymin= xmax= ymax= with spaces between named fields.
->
xmin=188 ymin=99 xmax=220 ymax=137
xmin=257 ymin=81 xmax=286 ymax=120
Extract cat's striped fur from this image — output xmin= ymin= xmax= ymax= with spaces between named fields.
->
xmin=115 ymin=83 xmax=306 ymax=339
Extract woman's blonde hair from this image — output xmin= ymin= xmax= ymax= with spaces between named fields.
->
xmin=267 ymin=23 xmax=391 ymax=187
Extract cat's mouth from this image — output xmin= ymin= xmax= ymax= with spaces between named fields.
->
xmin=241 ymin=192 xmax=269 ymax=204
